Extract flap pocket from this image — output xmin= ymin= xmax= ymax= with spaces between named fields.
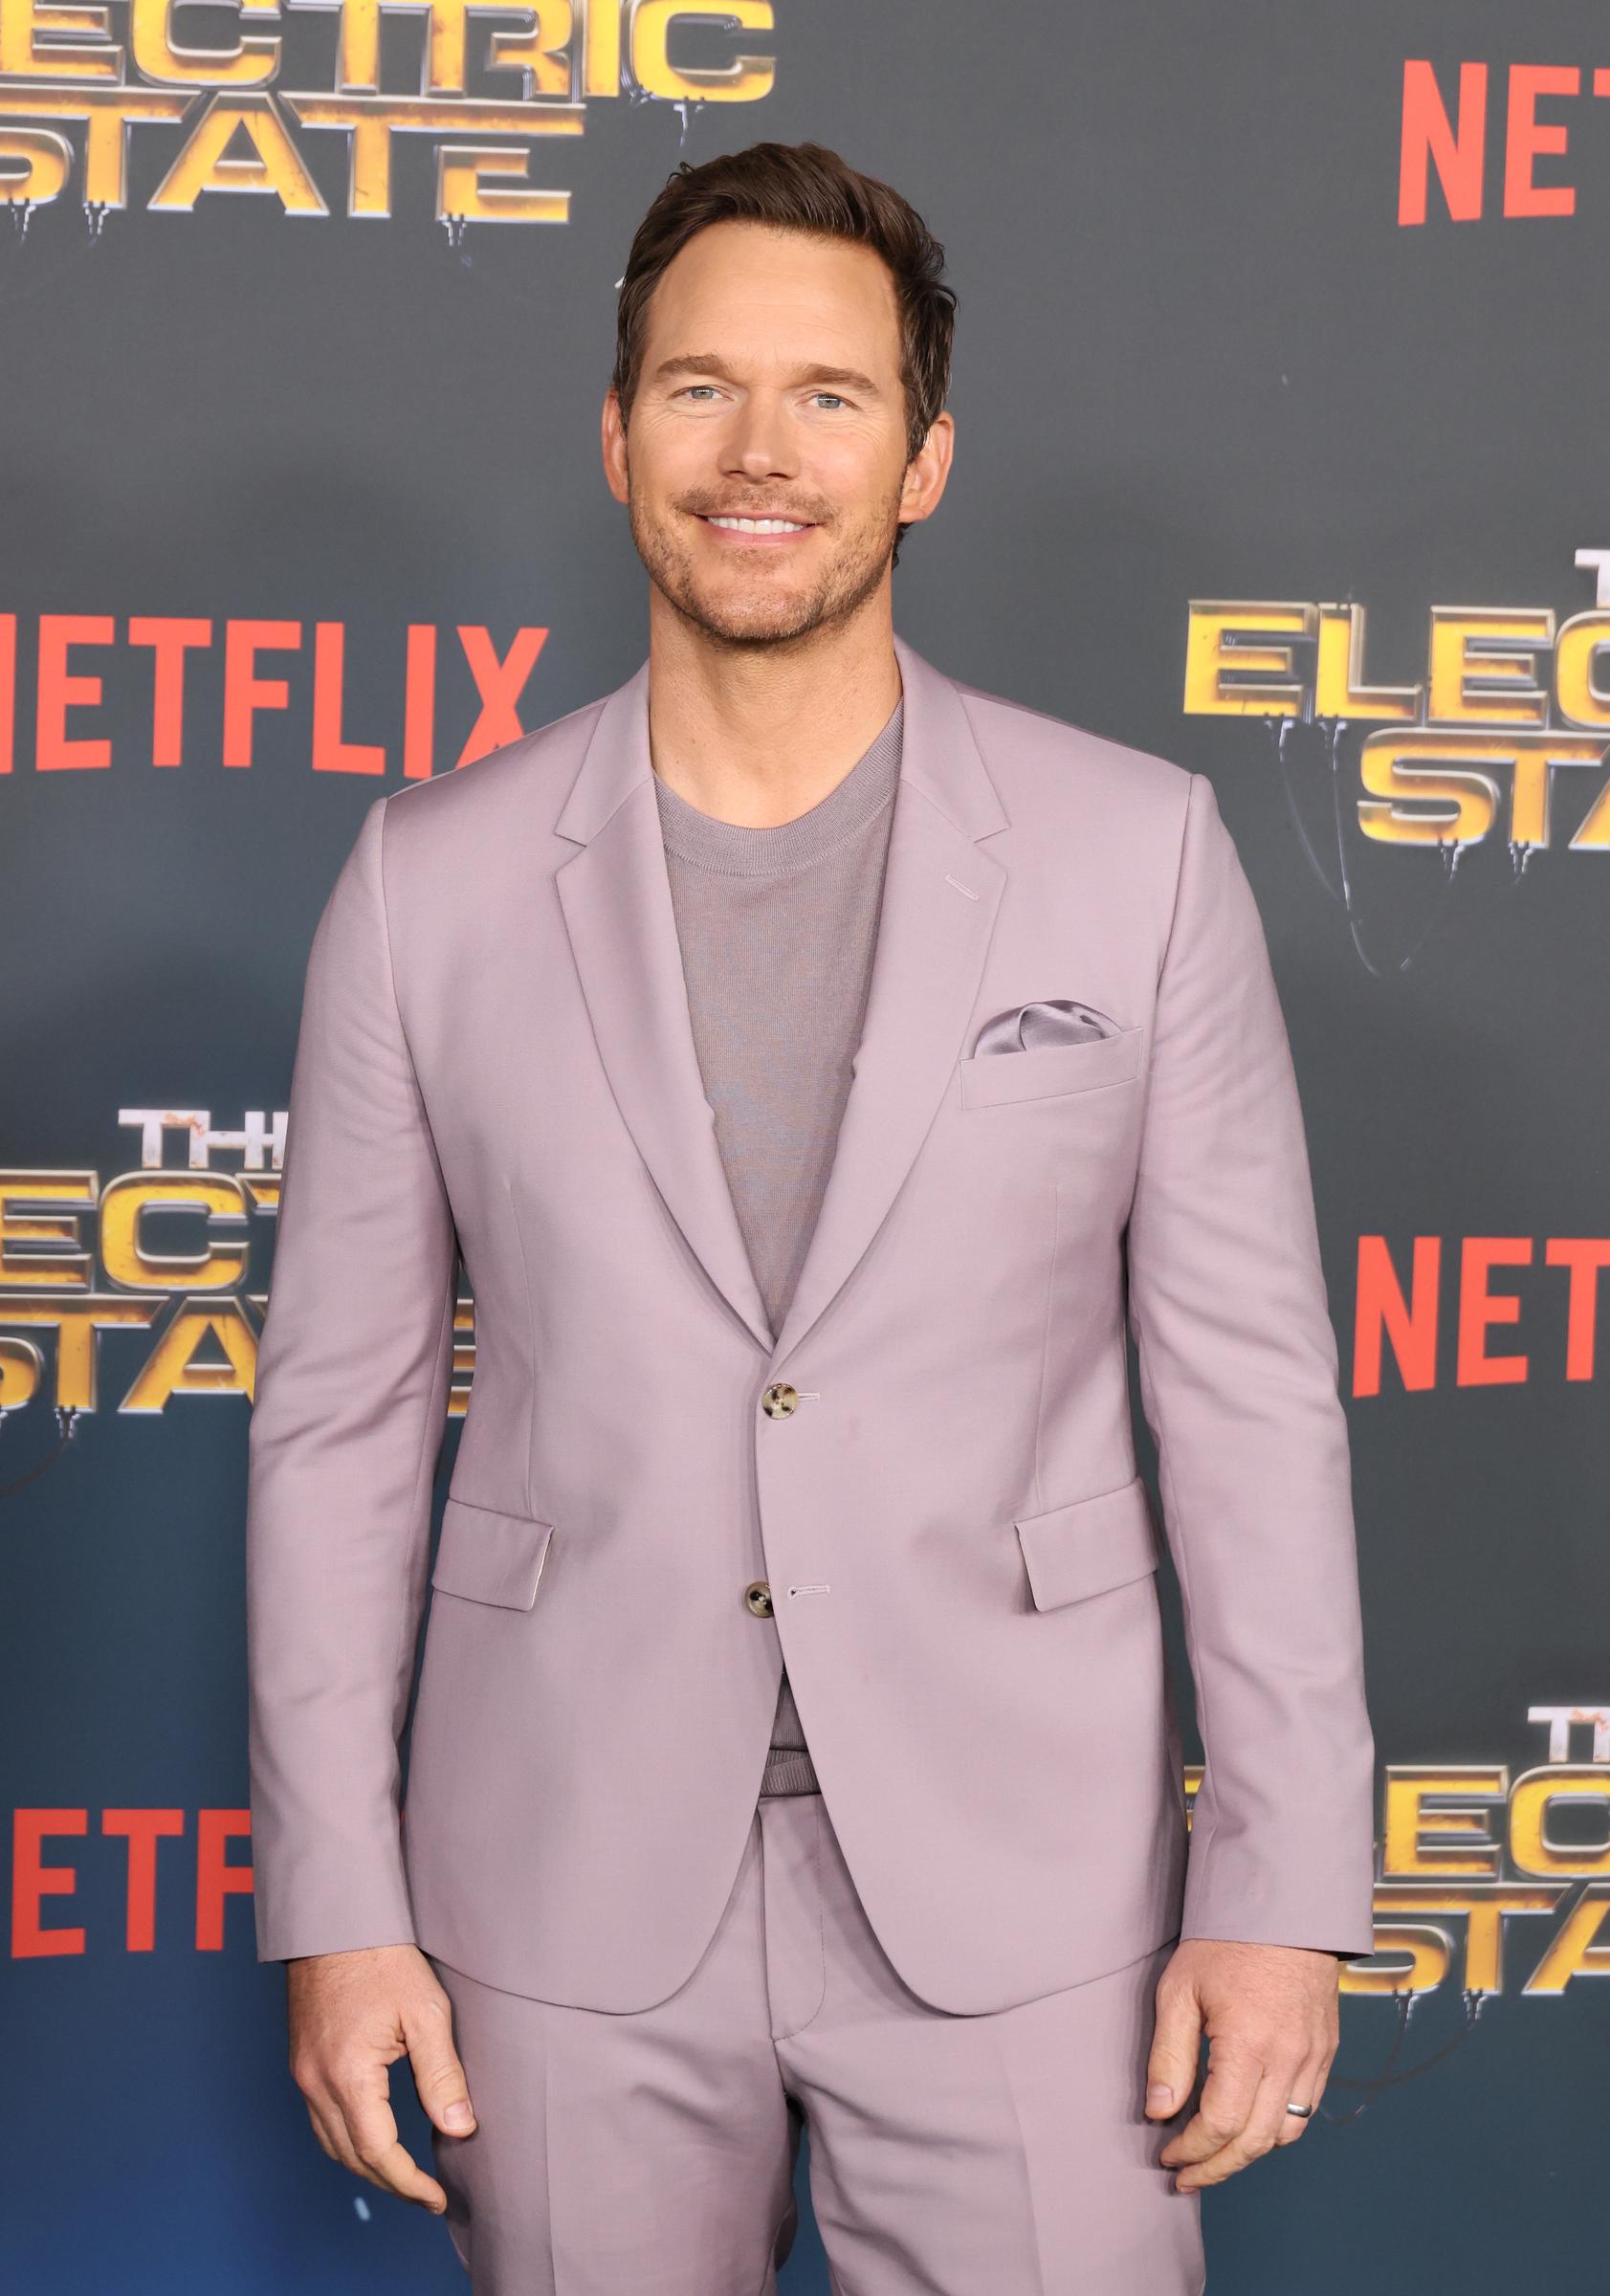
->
xmin=1014 ymin=1473 xmax=1160 ymax=1610
xmin=959 ymin=1023 xmax=1143 ymax=1110
xmin=430 ymin=1495 xmax=555 ymax=1609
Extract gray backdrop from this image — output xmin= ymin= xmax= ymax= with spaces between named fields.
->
xmin=3 ymin=3 xmax=1606 ymax=2287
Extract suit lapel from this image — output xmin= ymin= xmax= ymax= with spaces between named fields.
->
xmin=554 ymin=633 xmax=1010 ymax=1369
xmin=766 ymin=636 xmax=1008 ymax=1371
xmin=555 ymin=661 xmax=776 ymax=1354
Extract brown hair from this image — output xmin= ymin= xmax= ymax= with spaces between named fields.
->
xmin=611 ymin=142 xmax=956 ymax=552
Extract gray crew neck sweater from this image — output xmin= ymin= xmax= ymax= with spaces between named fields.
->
xmin=653 ymin=694 xmax=903 ymax=1798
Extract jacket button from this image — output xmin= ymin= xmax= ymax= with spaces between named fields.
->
xmin=745 ymin=1579 xmax=773 ymax=1617
xmin=761 ymin=1382 xmax=798 ymax=1418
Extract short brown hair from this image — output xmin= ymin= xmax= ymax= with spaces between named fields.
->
xmin=612 ymin=141 xmax=957 ymax=550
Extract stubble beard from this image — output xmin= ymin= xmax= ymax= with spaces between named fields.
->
xmin=625 ymin=459 xmax=905 ymax=653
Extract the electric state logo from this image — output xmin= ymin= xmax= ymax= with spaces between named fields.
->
xmin=0 ymin=0 xmax=776 ymax=231
xmin=1185 ymin=552 xmax=1610 ymax=857
xmin=0 ymin=1113 xmax=478 ymax=1422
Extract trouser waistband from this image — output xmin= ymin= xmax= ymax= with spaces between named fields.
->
xmin=760 ymin=1745 xmax=821 ymax=1797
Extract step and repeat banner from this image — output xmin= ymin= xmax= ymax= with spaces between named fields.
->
xmin=4 ymin=2 xmax=1606 ymax=2288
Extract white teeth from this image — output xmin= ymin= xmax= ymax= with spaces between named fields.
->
xmin=706 ymin=516 xmax=807 ymax=534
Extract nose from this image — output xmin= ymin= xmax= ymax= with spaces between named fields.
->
xmin=722 ymin=390 xmax=800 ymax=483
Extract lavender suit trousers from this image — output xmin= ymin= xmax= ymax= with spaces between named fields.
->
xmin=425 ymin=1789 xmax=1206 ymax=2295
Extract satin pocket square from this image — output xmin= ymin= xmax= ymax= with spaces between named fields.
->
xmin=972 ymin=1000 xmax=1123 ymax=1056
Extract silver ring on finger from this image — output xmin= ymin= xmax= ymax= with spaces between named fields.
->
xmin=1285 ymin=2101 xmax=1313 ymax=2119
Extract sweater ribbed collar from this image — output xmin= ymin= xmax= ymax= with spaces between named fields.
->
xmin=653 ymin=694 xmax=903 ymax=877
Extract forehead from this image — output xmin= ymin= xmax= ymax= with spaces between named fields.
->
xmin=641 ymin=221 xmax=903 ymax=374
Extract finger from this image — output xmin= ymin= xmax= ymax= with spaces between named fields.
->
xmin=355 ymin=2130 xmax=450 ymax=2212
xmin=1175 ymin=2061 xmax=1301 ymax=2191
xmin=406 ymin=1990 xmax=477 ymax=2138
xmin=330 ymin=2051 xmax=450 ymax=2213
xmin=302 ymin=2095 xmax=347 ymax=2166
xmin=1158 ymin=2041 xmax=1263 ymax=2170
xmin=305 ymin=2089 xmax=412 ymax=2197
xmin=1144 ymin=1973 xmax=1203 ymax=2120
xmin=1273 ymin=2047 xmax=1333 ymax=2147
xmin=303 ymin=2081 xmax=396 ymax=2183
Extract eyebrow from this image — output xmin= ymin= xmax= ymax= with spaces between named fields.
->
xmin=650 ymin=352 xmax=882 ymax=396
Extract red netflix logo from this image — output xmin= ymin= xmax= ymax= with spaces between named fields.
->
xmin=1355 ymin=1237 xmax=1610 ymax=1395
xmin=0 ymin=615 xmax=548 ymax=777
xmin=11 ymin=1808 xmax=254 ymax=1955
xmin=1400 ymin=58 xmax=1610 ymax=225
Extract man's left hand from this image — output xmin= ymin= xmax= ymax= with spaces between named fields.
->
xmin=1144 ymin=1938 xmax=1340 ymax=2192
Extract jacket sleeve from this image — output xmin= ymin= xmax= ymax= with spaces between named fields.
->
xmin=1125 ymin=770 xmax=1377 ymax=1959
xmin=245 ymin=792 xmax=458 ymax=1963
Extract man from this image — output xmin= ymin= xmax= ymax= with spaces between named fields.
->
xmin=247 ymin=142 xmax=1377 ymax=2294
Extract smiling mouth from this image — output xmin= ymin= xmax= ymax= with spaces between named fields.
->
xmin=697 ymin=514 xmax=816 ymax=536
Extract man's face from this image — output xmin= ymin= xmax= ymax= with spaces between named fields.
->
xmin=602 ymin=220 xmax=951 ymax=649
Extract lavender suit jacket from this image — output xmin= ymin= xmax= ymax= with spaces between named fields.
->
xmin=245 ymin=631 xmax=1377 ymax=2014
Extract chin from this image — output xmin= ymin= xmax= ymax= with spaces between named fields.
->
xmin=684 ymin=590 xmax=821 ymax=646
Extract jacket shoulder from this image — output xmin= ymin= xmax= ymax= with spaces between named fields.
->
xmin=953 ymin=674 xmax=1194 ymax=827
xmin=378 ymin=691 xmax=610 ymax=850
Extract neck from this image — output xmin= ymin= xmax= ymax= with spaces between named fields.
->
xmin=644 ymin=585 xmax=903 ymax=828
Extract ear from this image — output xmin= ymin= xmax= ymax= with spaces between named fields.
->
xmin=601 ymin=387 xmax=629 ymax=505
xmin=898 ymin=408 xmax=955 ymax=528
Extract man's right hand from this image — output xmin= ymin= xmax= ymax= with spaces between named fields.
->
xmin=286 ymin=1942 xmax=476 ymax=2214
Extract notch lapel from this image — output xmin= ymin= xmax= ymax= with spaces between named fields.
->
xmin=765 ymin=635 xmax=1008 ymax=1372
xmin=553 ymin=634 xmax=1011 ymax=1372
xmin=555 ymin=662 xmax=776 ymax=1354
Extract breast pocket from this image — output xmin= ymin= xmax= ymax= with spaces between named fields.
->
xmin=430 ymin=1494 xmax=555 ymax=1609
xmin=959 ymin=1023 xmax=1144 ymax=1111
